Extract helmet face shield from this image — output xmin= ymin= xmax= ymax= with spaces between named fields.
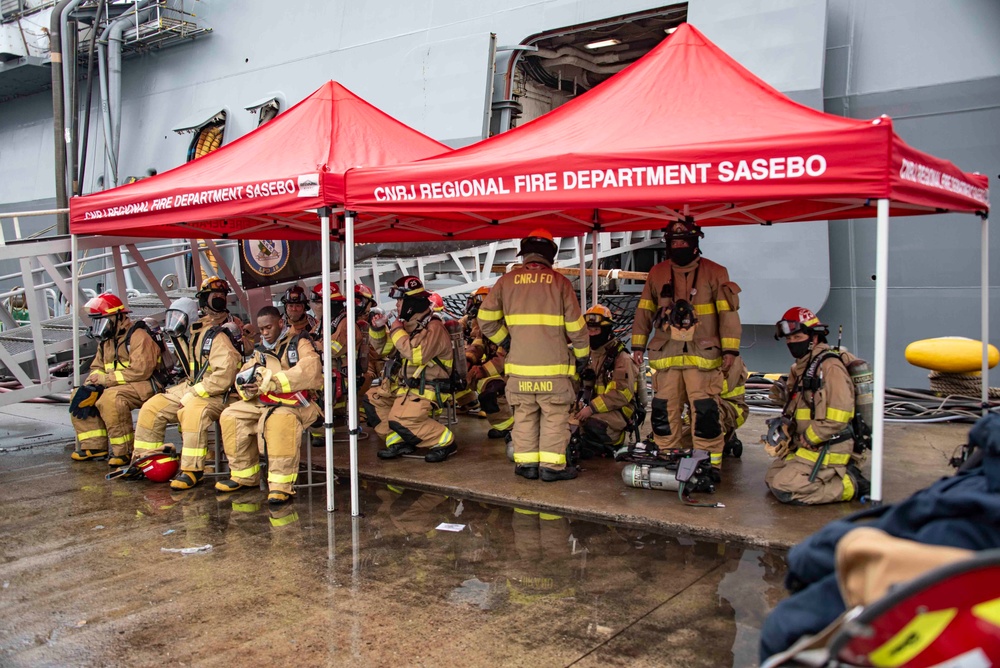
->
xmin=90 ymin=315 xmax=115 ymax=340
xmin=388 ymin=285 xmax=407 ymax=300
xmin=164 ymin=309 xmax=190 ymax=337
xmin=774 ymin=319 xmax=803 ymax=339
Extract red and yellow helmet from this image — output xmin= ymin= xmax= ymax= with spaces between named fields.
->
xmin=196 ymin=275 xmax=230 ymax=296
xmin=388 ymin=275 xmax=427 ymax=300
xmin=428 ymin=292 xmax=445 ymax=312
xmin=310 ymin=282 xmax=346 ymax=302
xmin=85 ymin=292 xmax=128 ymax=317
xmin=135 ymin=451 xmax=180 ymax=483
xmin=775 ymin=306 xmax=829 ymax=339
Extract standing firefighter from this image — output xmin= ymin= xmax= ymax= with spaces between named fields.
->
xmin=215 ymin=306 xmax=322 ymax=505
xmin=478 ymin=229 xmax=590 ymax=482
xmin=135 ymin=278 xmax=242 ymax=489
xmin=573 ymin=305 xmax=640 ymax=458
xmin=765 ymin=307 xmax=870 ymax=504
xmin=69 ymin=293 xmax=160 ymax=467
xmin=465 ymin=285 xmax=513 ymax=439
xmin=376 ymin=276 xmax=457 ymax=463
xmin=631 ymin=219 xmax=741 ymax=481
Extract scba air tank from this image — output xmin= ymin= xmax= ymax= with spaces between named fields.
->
xmin=621 ymin=463 xmax=682 ymax=491
xmin=847 ymin=358 xmax=874 ymax=431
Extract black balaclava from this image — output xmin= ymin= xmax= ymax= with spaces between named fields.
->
xmin=199 ymin=292 xmax=227 ymax=313
xmin=589 ymin=325 xmax=614 ymax=350
xmin=400 ymin=295 xmax=431 ymax=322
xmin=787 ymin=339 xmax=813 ymax=360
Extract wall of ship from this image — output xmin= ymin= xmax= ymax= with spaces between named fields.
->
xmin=0 ymin=0 xmax=997 ymax=385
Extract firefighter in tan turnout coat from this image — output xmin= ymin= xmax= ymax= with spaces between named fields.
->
xmin=631 ymin=219 xmax=742 ymax=480
xmin=478 ymin=229 xmax=590 ymax=482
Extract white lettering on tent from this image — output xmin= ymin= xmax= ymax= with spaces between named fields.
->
xmin=718 ymin=155 xmax=827 ymax=182
xmin=899 ymin=158 xmax=989 ymax=205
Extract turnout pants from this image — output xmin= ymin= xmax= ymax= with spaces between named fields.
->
xmin=132 ymin=383 xmax=186 ymax=461
xmin=506 ymin=377 xmax=574 ymax=471
xmin=220 ymin=400 xmax=321 ymax=495
xmin=765 ymin=441 xmax=857 ymax=505
xmin=651 ymin=367 xmax=724 ymax=467
xmin=579 ymin=410 xmax=629 ymax=454
xmin=478 ymin=377 xmax=513 ymax=432
xmin=386 ymin=392 xmax=454 ymax=451
xmin=71 ymin=381 xmax=156 ymax=457
xmin=364 ymin=382 xmax=398 ymax=440
xmin=177 ymin=394 xmax=231 ymax=472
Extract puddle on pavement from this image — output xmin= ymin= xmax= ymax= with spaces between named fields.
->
xmin=0 ymin=464 xmax=788 ymax=667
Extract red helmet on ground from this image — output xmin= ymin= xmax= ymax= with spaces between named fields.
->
xmin=85 ymin=292 xmax=129 ymax=317
xmin=428 ymin=292 xmax=445 ymax=312
xmin=136 ymin=451 xmax=180 ymax=483
xmin=774 ymin=306 xmax=830 ymax=339
xmin=310 ymin=282 xmax=346 ymax=302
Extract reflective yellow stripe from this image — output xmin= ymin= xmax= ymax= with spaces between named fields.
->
xmin=104 ymin=363 xmax=114 ymax=371
xmin=268 ymin=471 xmax=298 ymax=484
xmin=506 ymin=362 xmax=574 ymax=376
xmin=710 ymin=452 xmax=723 ymax=466
xmin=269 ymin=512 xmax=300 ymax=527
xmin=693 ymin=303 xmax=716 ymax=316
xmin=804 ymin=425 xmax=824 ymax=446
xmin=539 ymin=513 xmax=562 ymax=521
xmin=513 ymin=452 xmax=540 ymax=464
xmin=721 ymin=338 xmax=740 ymax=350
xmin=386 ymin=484 xmax=405 ymax=494
xmin=493 ymin=415 xmax=515 ymax=430
xmin=77 ymin=428 xmax=107 ymax=440
xmin=231 ymin=463 xmax=260 ymax=478
xmin=538 ymin=451 xmax=566 ymax=465
xmin=192 ymin=383 xmax=210 ymax=398
xmin=514 ymin=508 xmax=538 ymax=515
xmin=841 ymin=473 xmax=855 ymax=501
xmin=632 ymin=334 xmax=648 ymax=348
xmin=435 ymin=428 xmax=454 ymax=446
xmin=826 ymin=407 xmax=854 ymax=422
xmin=716 ymin=300 xmax=732 ymax=312
xmin=505 ymin=314 xmax=565 ymax=327
xmin=478 ymin=308 xmax=504 ymax=321
xmin=794 ymin=448 xmax=851 ymax=466
xmin=621 ymin=387 xmax=634 ymax=401
xmin=734 ymin=405 xmax=746 ymax=428
xmin=133 ymin=439 xmax=163 ymax=450
xmin=232 ymin=502 xmax=260 ymax=513
xmin=721 ymin=385 xmax=745 ymax=399
xmin=182 ymin=447 xmax=208 ymax=458
xmin=385 ymin=433 xmax=402 ymax=446
xmin=573 ymin=346 xmax=589 ymax=358
xmin=648 ymin=355 xmax=722 ymax=371
xmin=114 ymin=370 xmax=126 ymax=384
xmin=109 ymin=434 xmax=133 ymax=445
xmin=638 ymin=298 xmax=656 ymax=312
xmin=592 ymin=396 xmax=608 ymax=413
xmin=410 ymin=344 xmax=423 ymax=366
xmin=487 ymin=325 xmax=510 ymax=345
xmin=794 ymin=408 xmax=812 ymax=420
xmin=274 ymin=373 xmax=291 ymax=393
xmin=331 ymin=341 xmax=344 ymax=354
xmin=370 ymin=328 xmax=386 ymax=342
xmin=565 ymin=317 xmax=585 ymax=333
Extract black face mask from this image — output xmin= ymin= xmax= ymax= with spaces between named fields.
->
xmin=199 ymin=294 xmax=228 ymax=313
xmin=669 ymin=245 xmax=698 ymax=266
xmin=589 ymin=327 xmax=613 ymax=350
xmin=400 ymin=296 xmax=430 ymax=322
xmin=787 ymin=340 xmax=813 ymax=359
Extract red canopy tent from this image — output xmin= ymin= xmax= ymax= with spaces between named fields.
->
xmin=344 ymin=24 xmax=991 ymax=504
xmin=68 ymin=81 xmax=455 ymax=515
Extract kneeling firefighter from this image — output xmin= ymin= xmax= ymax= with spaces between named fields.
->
xmin=70 ymin=293 xmax=161 ymax=467
xmin=215 ymin=306 xmax=322 ymax=505
xmin=464 ymin=285 xmax=513 ymax=439
xmin=764 ymin=307 xmax=870 ymax=505
xmin=377 ymin=275 xmax=458 ymax=463
xmin=572 ymin=305 xmax=640 ymax=458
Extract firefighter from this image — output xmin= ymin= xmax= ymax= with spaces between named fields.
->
xmin=355 ymin=283 xmax=381 ymax=396
xmin=360 ymin=305 xmax=400 ymax=441
xmin=573 ymin=305 xmax=639 ymax=458
xmin=307 ymin=281 xmax=362 ymax=446
xmin=478 ymin=229 xmax=590 ymax=482
xmin=280 ymin=285 xmax=316 ymax=335
xmin=215 ymin=305 xmax=322 ymax=505
xmin=764 ymin=307 xmax=869 ymax=504
xmin=376 ymin=275 xmax=457 ymax=463
xmin=131 ymin=280 xmax=243 ymax=489
xmin=679 ymin=355 xmax=749 ymax=457
xmin=631 ymin=219 xmax=742 ymax=481
xmin=465 ymin=285 xmax=513 ymax=438
xmin=69 ymin=293 xmax=160 ymax=467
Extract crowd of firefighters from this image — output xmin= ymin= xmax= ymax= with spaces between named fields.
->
xmin=66 ymin=220 xmax=870 ymax=507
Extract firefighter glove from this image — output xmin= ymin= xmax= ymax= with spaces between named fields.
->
xmin=70 ymin=384 xmax=103 ymax=419
xmin=575 ymin=356 xmax=591 ymax=378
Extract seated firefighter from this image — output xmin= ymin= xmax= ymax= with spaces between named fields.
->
xmin=464 ymin=285 xmax=513 ymax=439
xmin=215 ymin=306 xmax=322 ymax=505
xmin=280 ymin=285 xmax=316 ymax=335
xmin=360 ymin=304 xmax=401 ymax=441
xmin=572 ymin=305 xmax=640 ymax=458
xmin=70 ymin=293 xmax=160 ymax=467
xmin=376 ymin=275 xmax=457 ymax=463
xmin=130 ymin=281 xmax=243 ymax=489
xmin=764 ymin=307 xmax=869 ymax=505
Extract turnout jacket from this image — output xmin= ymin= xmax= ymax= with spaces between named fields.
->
xmin=390 ymin=310 xmax=454 ymax=397
xmin=86 ymin=317 xmax=158 ymax=388
xmin=722 ymin=356 xmax=749 ymax=429
xmin=632 ymin=257 xmax=741 ymax=371
xmin=465 ymin=318 xmax=506 ymax=382
xmin=236 ymin=331 xmax=322 ymax=403
xmin=477 ymin=261 xmax=589 ymax=380
xmin=313 ymin=312 xmax=363 ymax=366
xmin=589 ymin=339 xmax=639 ymax=417
xmin=773 ymin=343 xmax=855 ymax=450
xmin=174 ymin=311 xmax=242 ymax=399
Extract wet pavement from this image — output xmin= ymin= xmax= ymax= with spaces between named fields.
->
xmin=1 ymin=439 xmax=786 ymax=667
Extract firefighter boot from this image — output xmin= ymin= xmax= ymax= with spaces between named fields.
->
xmin=488 ymin=428 xmax=511 ymax=439
xmin=424 ymin=443 xmax=457 ymax=463
xmin=540 ymin=466 xmax=578 ymax=482
xmin=216 ymin=478 xmax=258 ymax=493
xmin=170 ymin=470 xmax=204 ymax=491
xmin=71 ymin=449 xmax=108 ymax=461
xmin=515 ymin=464 xmax=539 ymax=480
xmin=847 ymin=463 xmax=871 ymax=500
xmin=108 ymin=454 xmax=130 ymax=467
xmin=268 ymin=490 xmax=293 ymax=506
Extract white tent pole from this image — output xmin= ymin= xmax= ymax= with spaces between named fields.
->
xmin=71 ymin=233 xmax=80 ymax=388
xmin=577 ymin=235 xmax=586 ymax=310
xmin=982 ymin=215 xmax=990 ymax=415
xmin=871 ymin=199 xmax=890 ymax=505
xmin=321 ymin=209 xmax=336 ymax=512
xmin=345 ymin=211 xmax=360 ymax=517
xmin=591 ymin=231 xmax=599 ymax=307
